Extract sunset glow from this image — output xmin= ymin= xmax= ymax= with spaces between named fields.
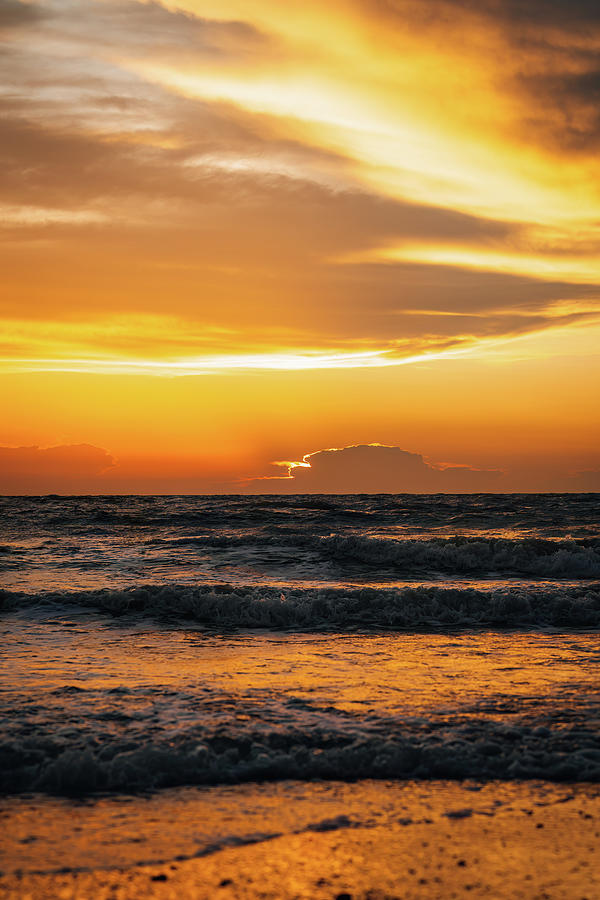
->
xmin=1 ymin=0 xmax=599 ymax=492
xmin=3 ymin=7 xmax=600 ymax=887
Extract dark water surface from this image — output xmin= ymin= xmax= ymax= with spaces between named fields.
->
xmin=1 ymin=494 xmax=599 ymax=795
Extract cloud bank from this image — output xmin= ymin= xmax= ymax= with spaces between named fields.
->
xmin=0 ymin=442 xmax=597 ymax=494
xmin=0 ymin=444 xmax=115 ymax=493
xmin=249 ymin=444 xmax=503 ymax=493
xmin=245 ymin=444 xmax=600 ymax=494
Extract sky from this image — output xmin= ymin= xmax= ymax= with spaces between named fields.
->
xmin=1 ymin=0 xmax=599 ymax=493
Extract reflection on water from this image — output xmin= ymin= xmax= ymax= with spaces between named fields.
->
xmin=1 ymin=494 xmax=599 ymax=592
xmin=1 ymin=493 xmax=598 ymax=795
xmin=5 ymin=616 xmax=600 ymax=716
xmin=2 ymin=614 xmax=599 ymax=793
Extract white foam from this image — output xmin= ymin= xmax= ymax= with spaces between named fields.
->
xmin=2 ymin=581 xmax=599 ymax=628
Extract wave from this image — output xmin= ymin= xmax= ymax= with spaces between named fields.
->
xmin=144 ymin=533 xmax=600 ymax=577
xmin=317 ymin=535 xmax=600 ymax=577
xmin=2 ymin=581 xmax=600 ymax=629
xmin=2 ymin=711 xmax=598 ymax=796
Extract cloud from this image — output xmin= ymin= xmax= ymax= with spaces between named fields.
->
xmin=452 ymin=0 xmax=599 ymax=29
xmin=2 ymin=94 xmax=596 ymax=338
xmin=0 ymin=0 xmax=45 ymax=29
xmin=365 ymin=0 xmax=600 ymax=37
xmin=0 ymin=444 xmax=246 ymax=494
xmin=244 ymin=443 xmax=600 ymax=493
xmin=0 ymin=105 xmax=510 ymax=232
xmin=7 ymin=89 xmax=596 ymax=358
xmin=425 ymin=0 xmax=598 ymax=26
xmin=1 ymin=204 xmax=597 ymax=366
xmin=247 ymin=444 xmax=503 ymax=493
xmin=1 ymin=442 xmax=597 ymax=495
xmin=0 ymin=444 xmax=115 ymax=493
xmin=6 ymin=0 xmax=270 ymax=61
xmin=519 ymin=65 xmax=600 ymax=152
xmin=0 ymin=0 xmax=599 ymax=445
xmin=363 ymin=0 xmax=600 ymax=152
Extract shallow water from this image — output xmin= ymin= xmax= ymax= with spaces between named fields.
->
xmin=2 ymin=613 xmax=600 ymax=793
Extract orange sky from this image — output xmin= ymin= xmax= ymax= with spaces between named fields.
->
xmin=1 ymin=0 xmax=599 ymax=493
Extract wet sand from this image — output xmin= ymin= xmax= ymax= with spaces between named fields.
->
xmin=1 ymin=780 xmax=598 ymax=899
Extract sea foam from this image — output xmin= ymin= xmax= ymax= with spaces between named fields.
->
xmin=2 ymin=707 xmax=599 ymax=796
xmin=2 ymin=581 xmax=599 ymax=629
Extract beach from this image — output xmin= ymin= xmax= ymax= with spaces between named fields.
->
xmin=2 ymin=781 xmax=599 ymax=898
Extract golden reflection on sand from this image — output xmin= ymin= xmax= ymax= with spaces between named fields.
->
xmin=1 ymin=780 xmax=598 ymax=899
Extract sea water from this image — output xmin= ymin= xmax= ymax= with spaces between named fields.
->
xmin=0 ymin=494 xmax=599 ymax=878
xmin=1 ymin=493 xmax=599 ymax=793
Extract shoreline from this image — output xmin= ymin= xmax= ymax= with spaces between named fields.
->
xmin=2 ymin=780 xmax=599 ymax=899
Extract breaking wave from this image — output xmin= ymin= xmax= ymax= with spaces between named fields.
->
xmin=317 ymin=535 xmax=600 ymax=577
xmin=2 ymin=581 xmax=600 ymax=629
xmin=2 ymin=709 xmax=599 ymax=796
xmin=144 ymin=534 xmax=600 ymax=578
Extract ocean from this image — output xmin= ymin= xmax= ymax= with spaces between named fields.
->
xmin=1 ymin=493 xmax=599 ymax=895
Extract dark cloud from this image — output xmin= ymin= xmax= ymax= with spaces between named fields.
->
xmin=0 ymin=103 xmax=527 ymax=292
xmin=454 ymin=0 xmax=600 ymax=29
xmin=244 ymin=444 xmax=600 ymax=493
xmin=520 ymin=67 xmax=600 ymax=151
xmin=368 ymin=0 xmax=600 ymax=31
xmin=250 ymin=444 xmax=503 ymax=493
xmin=362 ymin=0 xmax=600 ymax=151
xmin=0 ymin=0 xmax=46 ymax=28
xmin=561 ymin=69 xmax=600 ymax=104
xmin=0 ymin=445 xmax=246 ymax=494
xmin=323 ymin=259 xmax=599 ymax=315
xmin=0 ymin=444 xmax=115 ymax=493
